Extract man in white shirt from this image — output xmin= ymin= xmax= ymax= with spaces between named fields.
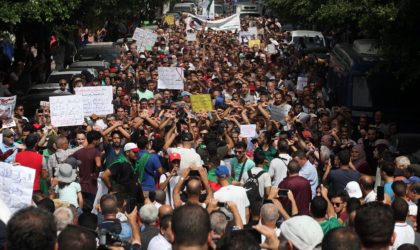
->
xmin=159 ymin=153 xmax=181 ymax=208
xmin=359 ymin=176 xmax=377 ymax=203
xmin=241 ymin=151 xmax=271 ymax=199
xmin=391 ymin=198 xmax=415 ymax=249
xmin=214 ymin=165 xmax=250 ymax=224
xmin=293 ymin=150 xmax=318 ymax=198
xmin=167 ymin=132 xmax=202 ymax=175
xmin=269 ymin=140 xmax=292 ymax=186
xmin=147 ymin=215 xmax=173 ymax=250
xmin=260 ymin=203 xmax=281 ymax=243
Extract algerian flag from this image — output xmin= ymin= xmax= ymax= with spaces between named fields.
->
xmin=201 ymin=0 xmax=215 ymax=20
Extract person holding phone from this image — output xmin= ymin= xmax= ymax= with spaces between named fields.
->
xmin=159 ymin=153 xmax=181 ymax=208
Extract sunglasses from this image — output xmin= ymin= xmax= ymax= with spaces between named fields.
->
xmin=332 ymin=202 xmax=343 ymax=207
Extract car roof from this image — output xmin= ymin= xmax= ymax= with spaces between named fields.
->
xmin=291 ymin=30 xmax=324 ymax=38
xmin=29 ymin=83 xmax=60 ymax=90
xmin=49 ymin=70 xmax=83 ymax=75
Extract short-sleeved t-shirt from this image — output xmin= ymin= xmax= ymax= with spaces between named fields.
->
xmin=319 ymin=217 xmax=342 ymax=235
xmin=328 ymin=168 xmax=361 ymax=194
xmin=103 ymin=144 xmax=124 ymax=169
xmin=231 ymin=158 xmax=255 ymax=181
xmin=72 ymin=147 xmax=101 ymax=194
xmin=55 ymin=182 xmax=81 ymax=207
xmin=138 ymin=150 xmax=162 ymax=191
xmin=241 ymin=167 xmax=271 ymax=198
xmin=159 ymin=173 xmax=180 ymax=208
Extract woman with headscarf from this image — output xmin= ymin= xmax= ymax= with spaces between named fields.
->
xmin=351 ymin=144 xmax=372 ymax=175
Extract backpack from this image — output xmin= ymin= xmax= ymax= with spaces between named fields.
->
xmin=243 ymin=169 xmax=265 ymax=202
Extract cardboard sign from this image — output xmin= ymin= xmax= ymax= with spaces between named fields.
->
xmin=0 ymin=96 xmax=16 ymax=127
xmin=297 ymin=76 xmax=308 ymax=91
xmin=240 ymin=124 xmax=257 ymax=138
xmin=157 ymin=67 xmax=185 ymax=90
xmin=186 ymin=32 xmax=197 ymax=42
xmin=191 ymin=94 xmax=213 ymax=112
xmin=75 ymin=86 xmax=114 ymax=117
xmin=164 ymin=15 xmax=175 ymax=25
xmin=0 ymin=162 xmax=36 ymax=213
xmin=50 ymin=95 xmax=84 ymax=127
xmin=132 ymin=28 xmax=158 ymax=52
xmin=248 ymin=39 xmax=261 ymax=48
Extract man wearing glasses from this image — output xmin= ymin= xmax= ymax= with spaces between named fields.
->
xmin=0 ymin=128 xmax=22 ymax=163
xmin=53 ymin=79 xmax=71 ymax=94
xmin=230 ymin=141 xmax=255 ymax=185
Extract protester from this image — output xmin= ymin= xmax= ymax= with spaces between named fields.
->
xmin=1 ymin=13 xmax=418 ymax=250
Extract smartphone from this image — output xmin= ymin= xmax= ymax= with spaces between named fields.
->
xmin=217 ymin=202 xmax=227 ymax=207
xmin=377 ymin=186 xmax=384 ymax=202
xmin=278 ymin=189 xmax=289 ymax=197
xmin=189 ymin=170 xmax=199 ymax=177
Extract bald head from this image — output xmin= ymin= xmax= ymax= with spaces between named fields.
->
xmin=159 ymin=205 xmax=173 ymax=219
xmin=187 ymin=179 xmax=202 ymax=196
xmin=55 ymin=136 xmax=69 ymax=150
xmin=261 ymin=203 xmax=279 ymax=227
xmin=154 ymin=190 xmax=166 ymax=205
xmin=359 ymin=175 xmax=375 ymax=192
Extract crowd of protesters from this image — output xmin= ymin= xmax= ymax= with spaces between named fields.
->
xmin=0 ymin=14 xmax=420 ymax=250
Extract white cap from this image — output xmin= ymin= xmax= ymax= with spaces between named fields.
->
xmin=345 ymin=181 xmax=363 ymax=199
xmin=124 ymin=142 xmax=139 ymax=152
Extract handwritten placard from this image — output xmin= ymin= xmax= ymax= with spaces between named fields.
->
xmin=270 ymin=104 xmax=291 ymax=123
xmin=75 ymin=86 xmax=114 ymax=117
xmin=186 ymin=32 xmax=197 ymax=42
xmin=191 ymin=94 xmax=213 ymax=112
xmin=0 ymin=162 xmax=36 ymax=213
xmin=248 ymin=39 xmax=261 ymax=48
xmin=297 ymin=76 xmax=308 ymax=91
xmin=164 ymin=15 xmax=175 ymax=25
xmin=240 ymin=124 xmax=257 ymax=138
xmin=0 ymin=96 xmax=16 ymax=127
xmin=132 ymin=28 xmax=158 ymax=52
xmin=40 ymin=101 xmax=50 ymax=108
xmin=157 ymin=67 xmax=184 ymax=90
xmin=50 ymin=95 xmax=84 ymax=127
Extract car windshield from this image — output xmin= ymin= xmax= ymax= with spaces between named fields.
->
xmin=27 ymin=88 xmax=59 ymax=95
xmin=292 ymin=36 xmax=325 ymax=49
xmin=75 ymin=47 xmax=120 ymax=63
xmin=173 ymin=6 xmax=193 ymax=13
xmin=46 ymin=74 xmax=75 ymax=83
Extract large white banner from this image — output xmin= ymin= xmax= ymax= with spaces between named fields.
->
xmin=0 ymin=162 xmax=36 ymax=213
xmin=187 ymin=13 xmax=240 ymax=31
xmin=132 ymin=28 xmax=158 ymax=52
xmin=50 ymin=95 xmax=84 ymax=127
xmin=75 ymin=86 xmax=114 ymax=117
xmin=157 ymin=67 xmax=185 ymax=90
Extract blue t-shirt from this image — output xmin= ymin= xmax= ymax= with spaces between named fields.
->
xmin=384 ymin=182 xmax=395 ymax=201
xmin=138 ymin=150 xmax=162 ymax=191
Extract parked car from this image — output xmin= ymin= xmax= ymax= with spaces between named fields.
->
xmin=20 ymin=83 xmax=73 ymax=117
xmin=73 ymin=42 xmax=121 ymax=63
xmin=46 ymin=69 xmax=98 ymax=84
xmin=172 ymin=2 xmax=197 ymax=14
xmin=69 ymin=61 xmax=109 ymax=72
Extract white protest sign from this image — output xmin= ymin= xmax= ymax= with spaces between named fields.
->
xmin=132 ymin=28 xmax=158 ymax=52
xmin=270 ymin=104 xmax=291 ymax=124
xmin=297 ymin=76 xmax=308 ymax=91
xmin=75 ymin=86 xmax=114 ymax=117
xmin=186 ymin=32 xmax=197 ymax=42
xmin=0 ymin=96 xmax=16 ymax=126
xmin=157 ymin=67 xmax=184 ymax=90
xmin=0 ymin=162 xmax=36 ymax=213
xmin=240 ymin=124 xmax=257 ymax=138
xmin=50 ymin=95 xmax=84 ymax=127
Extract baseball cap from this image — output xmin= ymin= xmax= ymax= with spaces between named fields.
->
xmin=124 ymin=142 xmax=139 ymax=152
xmin=302 ymin=130 xmax=313 ymax=139
xmin=169 ymin=153 xmax=181 ymax=162
xmin=216 ymin=165 xmax=230 ymax=178
xmin=180 ymin=91 xmax=192 ymax=97
xmin=2 ymin=129 xmax=14 ymax=137
xmin=181 ymin=132 xmax=193 ymax=141
xmin=345 ymin=181 xmax=363 ymax=199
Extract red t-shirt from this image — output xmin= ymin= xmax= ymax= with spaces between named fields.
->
xmin=278 ymin=175 xmax=312 ymax=215
xmin=15 ymin=151 xmax=43 ymax=191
